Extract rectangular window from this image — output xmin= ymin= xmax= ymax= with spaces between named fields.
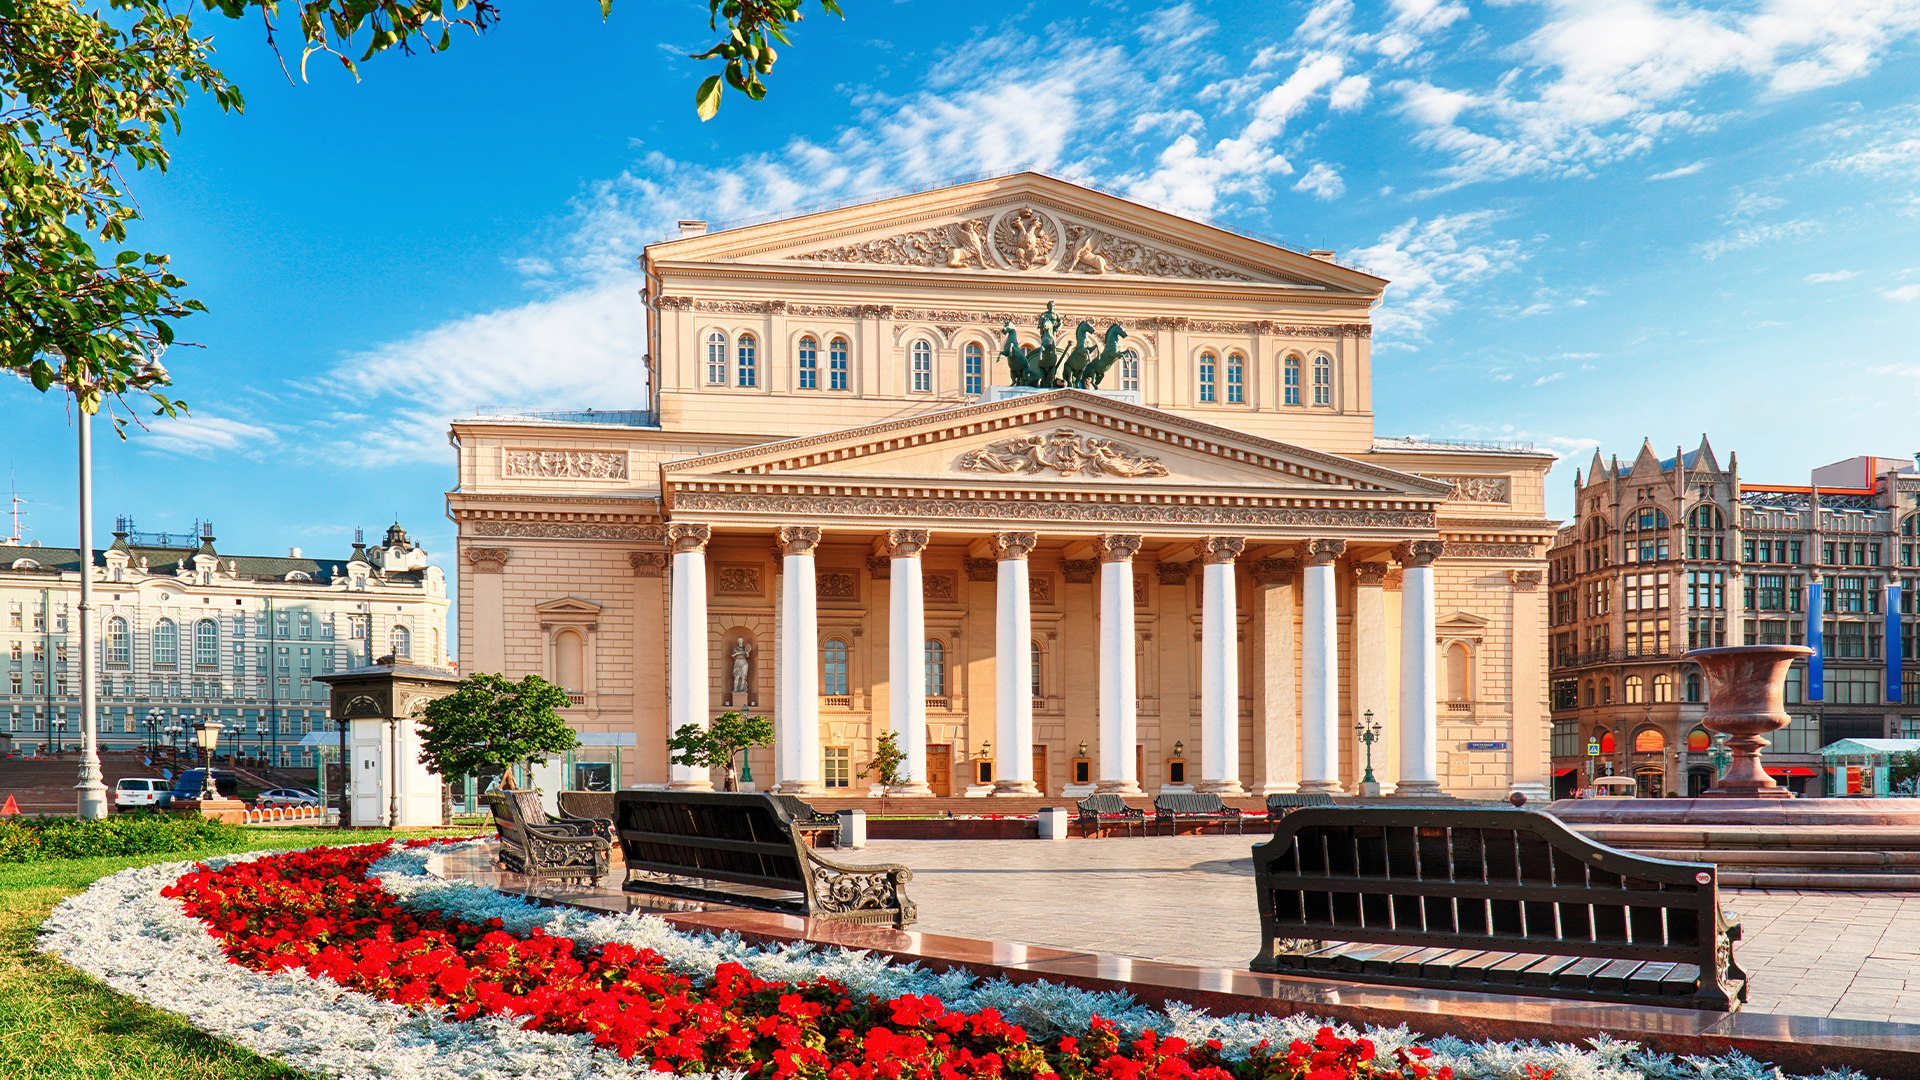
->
xmin=737 ymin=336 xmax=757 ymax=387
xmin=6 ymin=603 xmax=19 ymax=630
xmin=1626 ymin=619 xmax=1669 ymax=656
xmin=299 ymin=648 xmax=312 ymax=672
xmin=1225 ymin=358 xmax=1244 ymax=404
xmin=829 ymin=339 xmax=849 ymax=391
xmin=910 ymin=345 xmax=932 ymax=393
xmin=1824 ymin=541 xmax=1837 ymax=565
xmin=823 ymin=747 xmax=850 ymax=789
xmin=31 ymin=604 xmax=44 ymax=631
xmin=1827 ymin=666 xmax=1881 ymax=705
xmin=1198 ymin=357 xmax=1215 ymax=403
xmin=964 ymin=346 xmax=983 ymax=395
xmin=1829 ymin=621 xmax=1868 ymax=659
xmin=707 ymin=334 xmax=727 ymax=385
xmin=1284 ymin=359 xmax=1300 ymax=405
xmin=797 ymin=339 xmax=818 ymax=390
xmin=299 ymin=612 xmax=312 ymax=639
xmin=1833 ymin=576 xmax=1866 ymax=613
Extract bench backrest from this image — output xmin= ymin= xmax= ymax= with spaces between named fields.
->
xmin=1266 ymin=793 xmax=1336 ymax=811
xmin=489 ymin=792 xmax=531 ymax=851
xmin=558 ymin=790 xmax=616 ymax=822
xmin=1155 ymin=792 xmax=1229 ymax=813
xmin=1253 ymin=806 xmax=1734 ymax=995
xmin=769 ymin=793 xmax=829 ymax=823
xmin=615 ymin=790 xmax=808 ymax=893
xmin=510 ymin=790 xmax=548 ymax=828
xmin=1077 ymin=793 xmax=1137 ymax=815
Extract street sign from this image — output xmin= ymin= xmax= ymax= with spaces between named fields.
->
xmin=1586 ymin=739 xmax=1601 ymax=757
xmin=1466 ymin=741 xmax=1509 ymax=751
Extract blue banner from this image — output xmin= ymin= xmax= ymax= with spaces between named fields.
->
xmin=1807 ymin=579 xmax=1824 ymax=702
xmin=1890 ymin=584 xmax=1903 ymax=704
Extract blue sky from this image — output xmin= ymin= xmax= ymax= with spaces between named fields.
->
xmin=5 ymin=0 xmax=1919 ymax=599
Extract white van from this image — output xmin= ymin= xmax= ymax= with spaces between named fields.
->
xmin=113 ymin=777 xmax=170 ymax=810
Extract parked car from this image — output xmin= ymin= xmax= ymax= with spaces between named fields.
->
xmin=167 ymin=769 xmax=239 ymax=803
xmin=113 ymin=777 xmax=170 ymax=810
xmin=255 ymin=788 xmax=319 ymax=808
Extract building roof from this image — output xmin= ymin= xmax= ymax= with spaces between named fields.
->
xmin=3 ymin=544 xmax=364 ymax=585
xmin=1819 ymin=739 xmax=1920 ymax=756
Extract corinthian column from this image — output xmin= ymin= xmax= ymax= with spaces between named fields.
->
xmin=885 ymin=529 xmax=933 ymax=795
xmin=666 ymin=522 xmax=713 ymax=791
xmin=1096 ymin=534 xmax=1144 ymax=793
xmin=1195 ymin=536 xmax=1247 ymax=794
xmin=1298 ymin=538 xmax=1347 ymax=794
xmin=775 ymin=526 xmax=823 ymax=794
xmin=1395 ymin=540 xmax=1446 ymax=795
xmin=993 ymin=531 xmax=1039 ymax=795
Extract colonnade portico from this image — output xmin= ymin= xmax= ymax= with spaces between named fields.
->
xmin=661 ymin=519 xmax=1447 ymax=797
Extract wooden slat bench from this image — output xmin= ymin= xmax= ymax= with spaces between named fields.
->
xmin=489 ymin=791 xmax=610 ymax=885
xmin=1075 ymin=793 xmax=1147 ymax=838
xmin=517 ymin=790 xmax=616 ymax=843
xmin=769 ymin=793 xmax=843 ymax=847
xmin=1250 ymin=805 xmax=1747 ymax=1011
xmin=1154 ymin=793 xmax=1243 ymax=836
xmin=1266 ymin=793 xmax=1336 ymax=817
xmin=616 ymin=790 xmax=915 ymax=927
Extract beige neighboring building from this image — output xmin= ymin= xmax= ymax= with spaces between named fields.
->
xmin=448 ymin=172 xmax=1557 ymax=799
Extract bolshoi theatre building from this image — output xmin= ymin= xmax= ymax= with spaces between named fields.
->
xmin=448 ymin=173 xmax=1558 ymax=801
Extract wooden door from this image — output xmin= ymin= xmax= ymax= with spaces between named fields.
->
xmin=926 ymin=745 xmax=952 ymax=797
xmin=1032 ymin=745 xmax=1047 ymax=796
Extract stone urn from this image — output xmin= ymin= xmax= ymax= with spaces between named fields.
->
xmin=1687 ymin=644 xmax=1815 ymax=798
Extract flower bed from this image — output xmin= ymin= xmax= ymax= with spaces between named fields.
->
xmin=37 ymin=839 xmax=1876 ymax=1080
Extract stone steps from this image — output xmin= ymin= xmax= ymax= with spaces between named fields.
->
xmin=1569 ymin=822 xmax=1920 ymax=888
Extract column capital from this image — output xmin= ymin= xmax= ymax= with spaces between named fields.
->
xmin=1304 ymin=538 xmax=1347 ymax=566
xmin=1507 ymin=569 xmax=1544 ymax=591
xmin=628 ymin=551 xmax=666 ymax=578
xmin=1353 ymin=561 xmax=1390 ymax=587
xmin=1250 ymin=558 xmax=1298 ymax=585
xmin=1194 ymin=535 xmax=1247 ymax=565
xmin=884 ymin=528 xmax=930 ymax=559
xmin=992 ymin=531 xmax=1038 ymax=561
xmin=666 ymin=523 xmax=712 ymax=554
xmin=465 ymin=547 xmax=511 ymax=574
xmin=776 ymin=526 xmax=822 ymax=557
xmin=1097 ymin=533 xmax=1145 ymax=563
xmin=1394 ymin=539 xmax=1446 ymax=568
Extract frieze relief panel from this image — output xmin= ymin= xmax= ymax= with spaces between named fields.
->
xmin=503 ymin=449 xmax=630 ymax=481
xmin=817 ymin=572 xmax=857 ymax=599
xmin=671 ymin=491 xmax=1436 ymax=531
xmin=956 ymin=428 xmax=1170 ymax=479
xmin=1422 ymin=475 xmax=1511 ymax=503
xmin=468 ymin=522 xmax=662 ymax=541
xmin=714 ymin=566 xmax=763 ymax=596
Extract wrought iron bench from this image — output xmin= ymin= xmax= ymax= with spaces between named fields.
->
xmin=1266 ymin=793 xmax=1337 ymax=817
xmin=770 ymin=793 xmax=843 ymax=846
xmin=1153 ymin=792 xmax=1243 ymax=835
xmin=1075 ymin=793 xmax=1147 ymax=838
xmin=1250 ymin=805 xmax=1747 ymax=1011
xmin=615 ymin=790 xmax=915 ymax=927
xmin=516 ymin=790 xmax=616 ymax=842
xmin=488 ymin=790 xmax=610 ymax=886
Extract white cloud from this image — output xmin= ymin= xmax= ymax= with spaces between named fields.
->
xmin=1532 ymin=372 xmax=1567 ymax=386
xmin=1329 ymin=75 xmax=1372 ymax=111
xmin=1881 ymin=284 xmax=1920 ymax=303
xmin=1693 ymin=219 xmax=1819 ymax=260
xmin=1805 ymin=270 xmax=1860 ymax=282
xmin=1347 ymin=211 xmax=1525 ymax=343
xmin=138 ymin=415 xmax=279 ymax=459
xmin=1649 ymin=161 xmax=1709 ymax=180
xmin=1293 ymin=162 xmax=1347 ymax=200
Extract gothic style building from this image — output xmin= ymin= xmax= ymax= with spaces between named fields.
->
xmin=449 ymin=173 xmax=1557 ymax=799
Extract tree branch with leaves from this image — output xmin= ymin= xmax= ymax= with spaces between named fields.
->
xmin=667 ymin=711 xmax=773 ymax=792
xmin=415 ymin=672 xmax=578 ymax=789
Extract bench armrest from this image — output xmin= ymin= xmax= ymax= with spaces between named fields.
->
xmin=806 ymin=849 xmax=916 ymax=924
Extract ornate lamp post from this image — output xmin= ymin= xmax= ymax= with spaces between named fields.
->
xmin=144 ymin=708 xmax=163 ymax=758
xmin=1356 ymin=710 xmax=1383 ymax=795
xmin=50 ymin=715 xmax=68 ymax=755
xmin=192 ymin=718 xmax=224 ymax=801
xmin=163 ymin=720 xmax=183 ymax=757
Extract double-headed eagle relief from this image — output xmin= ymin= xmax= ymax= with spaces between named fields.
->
xmin=999 ymin=300 xmax=1130 ymax=390
xmin=957 ymin=428 xmax=1170 ymax=479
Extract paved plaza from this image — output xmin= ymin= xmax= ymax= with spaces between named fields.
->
xmin=847 ymin=836 xmax=1920 ymax=1023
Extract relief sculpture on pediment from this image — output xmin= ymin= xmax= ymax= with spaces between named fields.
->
xmin=956 ymin=428 xmax=1170 ymax=479
xmin=791 ymin=218 xmax=991 ymax=269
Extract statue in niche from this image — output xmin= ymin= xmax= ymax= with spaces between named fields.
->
xmin=730 ymin=637 xmax=752 ymax=694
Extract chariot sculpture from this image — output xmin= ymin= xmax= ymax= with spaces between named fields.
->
xmin=998 ymin=301 xmax=1131 ymax=390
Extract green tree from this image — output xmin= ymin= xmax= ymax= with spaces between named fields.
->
xmin=3 ymin=0 xmax=841 ymax=429
xmin=857 ymin=729 xmax=905 ymax=787
xmin=667 ymin=711 xmax=773 ymax=792
xmin=415 ymin=672 xmax=577 ymax=790
xmin=1890 ymin=750 xmax=1920 ymax=796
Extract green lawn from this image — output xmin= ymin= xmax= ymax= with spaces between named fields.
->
xmin=0 ymin=826 xmax=480 ymax=1080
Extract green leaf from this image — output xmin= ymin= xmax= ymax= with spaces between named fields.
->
xmin=600 ymin=0 xmax=611 ymax=16
xmin=694 ymin=74 xmax=723 ymax=121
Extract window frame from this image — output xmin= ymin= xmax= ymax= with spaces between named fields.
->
xmin=797 ymin=336 xmax=819 ymax=389
xmin=910 ymin=339 xmax=933 ymax=393
xmin=1197 ymin=352 xmax=1216 ymax=403
xmin=1225 ymin=352 xmax=1245 ymax=404
xmin=963 ymin=342 xmax=984 ymax=395
xmin=828 ymin=337 xmax=850 ymax=391
xmin=1311 ymin=353 xmax=1333 ymax=406
xmin=1283 ymin=354 xmax=1301 ymax=405
xmin=705 ymin=331 xmax=728 ymax=385
xmin=153 ymin=618 xmax=178 ymax=668
xmin=194 ymin=619 xmax=218 ymax=669
xmin=822 ymin=637 xmax=850 ymax=697
xmin=736 ymin=332 xmax=758 ymax=388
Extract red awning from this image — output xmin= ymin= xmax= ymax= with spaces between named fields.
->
xmin=1554 ymin=767 xmax=1577 ymax=776
xmin=1765 ymin=767 xmax=1817 ymax=776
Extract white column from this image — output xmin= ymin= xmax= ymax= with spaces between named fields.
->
xmin=993 ymin=531 xmax=1039 ymax=795
xmin=666 ymin=523 xmax=713 ymax=791
xmin=1299 ymin=538 xmax=1347 ymax=794
xmin=886 ymin=530 xmax=933 ymax=795
xmin=1395 ymin=540 xmax=1445 ymax=795
xmin=1196 ymin=536 xmax=1247 ymax=794
xmin=776 ymin=526 xmax=823 ymax=794
xmin=1096 ymin=534 xmax=1144 ymax=793
xmin=1254 ymin=559 xmax=1298 ymax=795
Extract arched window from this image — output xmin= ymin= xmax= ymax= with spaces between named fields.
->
xmin=1119 ymin=351 xmax=1140 ymax=391
xmin=1198 ymin=352 xmax=1216 ymax=403
xmin=554 ymin=630 xmax=581 ymax=691
xmin=153 ymin=618 xmax=178 ymax=667
xmin=1225 ymin=352 xmax=1245 ymax=404
xmin=1586 ymin=517 xmax=1605 ymax=541
xmin=736 ymin=333 xmax=757 ymax=387
xmin=1311 ymin=354 xmax=1332 ymax=405
xmin=1583 ymin=680 xmax=1595 ymax=707
xmin=1030 ymin=641 xmax=1043 ymax=699
xmin=828 ymin=337 xmax=850 ymax=391
xmin=911 ymin=339 xmax=933 ymax=393
xmin=1633 ymin=727 xmax=1666 ymax=753
xmin=822 ymin=639 xmax=849 ymax=696
xmin=924 ymin=639 xmax=946 ymax=698
xmin=964 ymin=342 xmax=984 ymax=395
xmin=431 ymin=626 xmax=441 ymax=663
xmin=1445 ymin=643 xmax=1470 ymax=701
xmin=390 ymin=625 xmax=411 ymax=660
xmin=194 ymin=619 xmax=218 ymax=668
xmin=1600 ymin=678 xmax=1613 ymax=704
xmin=1599 ymin=730 xmax=1616 ymax=754
xmin=797 ymin=336 xmax=819 ymax=390
xmin=1284 ymin=355 xmax=1301 ymax=405
xmin=1652 ymin=672 xmax=1674 ymax=702
xmin=1686 ymin=727 xmax=1711 ymax=752
xmin=1685 ymin=672 xmax=1702 ymax=702
xmin=1630 ymin=508 xmax=1670 ymax=531
xmin=706 ymin=331 xmax=728 ymax=385
xmin=107 ymin=617 xmax=130 ymax=667
xmin=1624 ymin=675 xmax=1645 ymax=703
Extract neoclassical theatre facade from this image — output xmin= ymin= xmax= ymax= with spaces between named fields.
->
xmin=449 ymin=173 xmax=1558 ymax=800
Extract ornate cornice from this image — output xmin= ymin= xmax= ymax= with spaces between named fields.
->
xmin=1508 ymin=569 xmax=1544 ymax=591
xmin=469 ymin=521 xmax=661 ymax=541
xmin=1448 ymin=542 xmax=1538 ymax=559
xmin=668 ymin=490 xmax=1437 ymax=531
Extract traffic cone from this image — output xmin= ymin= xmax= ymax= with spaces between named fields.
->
xmin=0 ymin=795 xmax=19 ymax=815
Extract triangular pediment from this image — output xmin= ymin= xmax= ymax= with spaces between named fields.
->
xmin=646 ymin=173 xmax=1383 ymax=294
xmin=534 ymin=597 xmax=603 ymax=617
xmin=1437 ymin=610 xmax=1490 ymax=629
xmin=663 ymin=390 xmax=1452 ymax=498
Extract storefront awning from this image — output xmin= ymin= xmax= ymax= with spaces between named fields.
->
xmin=1553 ymin=767 xmax=1577 ymax=776
xmin=1765 ymin=767 xmax=1816 ymax=776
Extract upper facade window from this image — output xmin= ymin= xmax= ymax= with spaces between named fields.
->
xmin=1225 ymin=353 xmax=1245 ymax=404
xmin=1312 ymin=354 xmax=1332 ymax=405
xmin=106 ymin=617 xmax=130 ymax=667
xmin=706 ymin=332 xmax=727 ymax=385
xmin=1284 ymin=355 xmax=1301 ymax=405
xmin=964 ymin=342 xmax=984 ymax=395
xmin=154 ymin=618 xmax=178 ymax=668
xmin=1120 ymin=352 xmax=1139 ymax=392
xmin=195 ymin=619 xmax=218 ymax=668
xmin=910 ymin=340 xmax=933 ymax=393
xmin=1198 ymin=352 xmax=1216 ymax=403
xmin=829 ymin=337 xmax=850 ymax=391
xmin=797 ymin=336 xmax=819 ymax=390
xmin=737 ymin=333 xmax=758 ymax=388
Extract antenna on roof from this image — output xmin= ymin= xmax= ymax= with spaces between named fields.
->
xmin=3 ymin=475 xmax=25 ymax=547
xmin=354 ymin=526 xmax=364 ymax=545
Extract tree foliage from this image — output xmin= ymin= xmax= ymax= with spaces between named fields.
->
xmin=857 ymin=730 xmax=905 ymax=787
xmin=415 ymin=672 xmax=578 ymax=788
xmin=666 ymin=711 xmax=773 ymax=792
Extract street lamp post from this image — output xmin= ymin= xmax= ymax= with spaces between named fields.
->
xmin=50 ymin=715 xmax=68 ymax=755
xmin=192 ymin=718 xmax=224 ymax=801
xmin=1355 ymin=710 xmax=1383 ymax=796
xmin=145 ymin=707 xmax=163 ymax=759
xmin=164 ymin=720 xmax=183 ymax=758
xmin=73 ymin=409 xmax=108 ymax=819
